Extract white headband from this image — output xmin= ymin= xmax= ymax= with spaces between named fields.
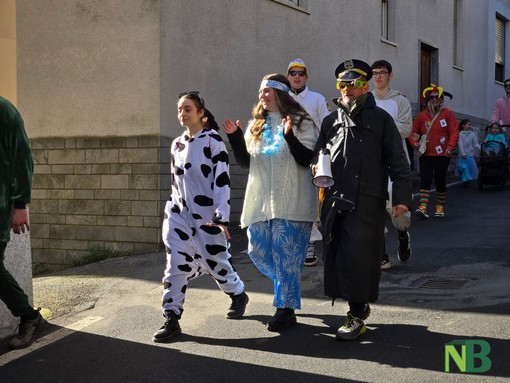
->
xmin=259 ymin=79 xmax=290 ymax=93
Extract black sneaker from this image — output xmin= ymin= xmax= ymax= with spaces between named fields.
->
xmin=153 ymin=312 xmax=182 ymax=343
xmin=9 ymin=308 xmax=47 ymax=350
xmin=335 ymin=312 xmax=366 ymax=341
xmin=304 ymin=242 xmax=318 ymax=266
xmin=267 ymin=308 xmax=297 ymax=332
xmin=415 ymin=205 xmax=429 ymax=220
xmin=397 ymin=231 xmax=412 ymax=262
xmin=226 ymin=292 xmax=249 ymax=319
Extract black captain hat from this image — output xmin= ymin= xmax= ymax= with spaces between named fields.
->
xmin=334 ymin=59 xmax=373 ymax=81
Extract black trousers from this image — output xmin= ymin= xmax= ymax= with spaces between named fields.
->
xmin=418 ymin=155 xmax=451 ymax=193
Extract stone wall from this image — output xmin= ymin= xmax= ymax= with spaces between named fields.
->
xmin=28 ymin=135 xmax=172 ymax=269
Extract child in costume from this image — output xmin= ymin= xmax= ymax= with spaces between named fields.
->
xmin=483 ymin=122 xmax=507 ymax=156
xmin=455 ymin=119 xmax=480 ymax=187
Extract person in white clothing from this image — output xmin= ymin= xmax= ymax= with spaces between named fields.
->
xmin=371 ymin=60 xmax=413 ymax=270
xmin=455 ymin=119 xmax=480 ymax=187
xmin=287 ymin=58 xmax=330 ymax=267
xmin=223 ymin=74 xmax=318 ymax=331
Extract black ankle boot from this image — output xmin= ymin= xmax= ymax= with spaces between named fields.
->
xmin=226 ymin=292 xmax=249 ymax=319
xmin=267 ymin=308 xmax=296 ymax=332
xmin=153 ymin=311 xmax=182 ymax=343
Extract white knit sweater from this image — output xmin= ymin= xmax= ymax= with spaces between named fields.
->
xmin=240 ymin=112 xmax=319 ymax=228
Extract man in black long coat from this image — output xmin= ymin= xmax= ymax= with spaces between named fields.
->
xmin=313 ymin=59 xmax=412 ymax=341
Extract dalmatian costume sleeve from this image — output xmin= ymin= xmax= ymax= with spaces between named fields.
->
xmin=161 ymin=128 xmax=244 ymax=318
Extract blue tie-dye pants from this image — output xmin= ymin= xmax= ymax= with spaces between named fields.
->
xmin=247 ymin=219 xmax=312 ymax=310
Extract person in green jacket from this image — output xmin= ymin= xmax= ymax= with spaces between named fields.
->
xmin=0 ymin=96 xmax=46 ymax=349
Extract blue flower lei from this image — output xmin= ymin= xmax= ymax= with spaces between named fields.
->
xmin=261 ymin=117 xmax=284 ymax=155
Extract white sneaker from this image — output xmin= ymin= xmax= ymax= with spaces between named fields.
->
xmin=304 ymin=242 xmax=318 ymax=266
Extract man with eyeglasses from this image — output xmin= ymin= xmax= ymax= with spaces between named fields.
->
xmin=312 ymin=59 xmax=411 ymax=341
xmin=287 ymin=58 xmax=330 ymax=267
xmin=491 ymin=79 xmax=510 ymax=138
xmin=371 ymin=60 xmax=413 ymax=271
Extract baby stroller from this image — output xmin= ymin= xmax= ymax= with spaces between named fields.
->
xmin=477 ymin=140 xmax=509 ymax=190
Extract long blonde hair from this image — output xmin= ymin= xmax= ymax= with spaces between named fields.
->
xmin=249 ymin=73 xmax=311 ymax=141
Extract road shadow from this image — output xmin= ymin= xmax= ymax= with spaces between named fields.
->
xmin=0 ymin=323 xmax=359 ymax=383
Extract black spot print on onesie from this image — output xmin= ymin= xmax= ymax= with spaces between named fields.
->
xmin=177 ymin=250 xmax=194 ymax=263
xmin=200 ymin=225 xmax=222 ymax=235
xmin=194 ymin=195 xmax=214 ymax=206
xmin=178 ymin=264 xmax=192 ymax=272
xmin=206 ymin=259 xmax=218 ymax=270
xmin=184 ymin=163 xmax=192 ymax=170
xmin=201 ymin=164 xmax=212 ymax=178
xmin=203 ymin=146 xmax=211 ymax=159
xmin=174 ymin=166 xmax=184 ymax=176
xmin=174 ymin=228 xmax=189 ymax=241
xmin=216 ymin=172 xmax=230 ymax=187
xmin=206 ymin=244 xmax=227 ymax=255
xmin=217 ymin=268 xmax=228 ymax=277
xmin=212 ymin=151 xmax=229 ymax=165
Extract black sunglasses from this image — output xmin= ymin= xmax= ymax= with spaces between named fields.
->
xmin=289 ymin=70 xmax=306 ymax=77
xmin=505 ymin=84 xmax=510 ymax=88
xmin=429 ymin=95 xmax=442 ymax=100
xmin=178 ymin=91 xmax=205 ymax=106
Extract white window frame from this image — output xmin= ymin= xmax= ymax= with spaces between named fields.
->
xmin=381 ymin=0 xmax=396 ymax=44
xmin=496 ymin=14 xmax=506 ymax=82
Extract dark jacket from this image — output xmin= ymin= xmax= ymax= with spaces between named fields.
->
xmin=314 ymin=92 xmax=411 ymax=302
xmin=0 ymin=97 xmax=33 ymax=243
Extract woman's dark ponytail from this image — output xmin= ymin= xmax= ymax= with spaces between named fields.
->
xmin=203 ymin=108 xmax=220 ymax=131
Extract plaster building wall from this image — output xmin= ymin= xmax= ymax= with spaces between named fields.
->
xmin=0 ymin=0 xmax=17 ymax=104
xmin=13 ymin=0 xmax=510 ymax=268
xmin=16 ymin=0 xmax=168 ymax=268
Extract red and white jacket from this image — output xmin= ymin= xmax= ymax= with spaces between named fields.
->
xmin=410 ymin=107 xmax=459 ymax=156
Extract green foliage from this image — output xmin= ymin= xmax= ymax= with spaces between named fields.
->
xmin=72 ymin=246 xmax=128 ymax=267
xmin=33 ymin=263 xmax=49 ymax=275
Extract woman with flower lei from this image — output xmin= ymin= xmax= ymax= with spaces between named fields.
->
xmin=223 ymin=73 xmax=319 ymax=332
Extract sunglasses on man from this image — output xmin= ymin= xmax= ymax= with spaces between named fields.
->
xmin=289 ymin=70 xmax=306 ymax=77
xmin=336 ymin=79 xmax=368 ymax=90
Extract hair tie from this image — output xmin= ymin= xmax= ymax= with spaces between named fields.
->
xmin=259 ymin=79 xmax=289 ymax=93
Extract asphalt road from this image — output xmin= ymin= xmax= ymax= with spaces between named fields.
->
xmin=0 ymin=178 xmax=509 ymax=382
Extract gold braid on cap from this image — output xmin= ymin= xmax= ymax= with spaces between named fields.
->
xmin=338 ymin=68 xmax=367 ymax=80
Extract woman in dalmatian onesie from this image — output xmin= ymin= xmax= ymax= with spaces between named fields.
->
xmin=153 ymin=92 xmax=248 ymax=343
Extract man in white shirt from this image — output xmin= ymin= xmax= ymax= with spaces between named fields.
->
xmin=287 ymin=58 xmax=330 ymax=266
xmin=371 ymin=60 xmax=413 ymax=270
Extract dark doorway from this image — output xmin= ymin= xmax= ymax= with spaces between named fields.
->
xmin=420 ymin=43 xmax=439 ymax=110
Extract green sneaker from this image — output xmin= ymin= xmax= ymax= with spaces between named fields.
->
xmin=336 ymin=312 xmax=366 ymax=341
